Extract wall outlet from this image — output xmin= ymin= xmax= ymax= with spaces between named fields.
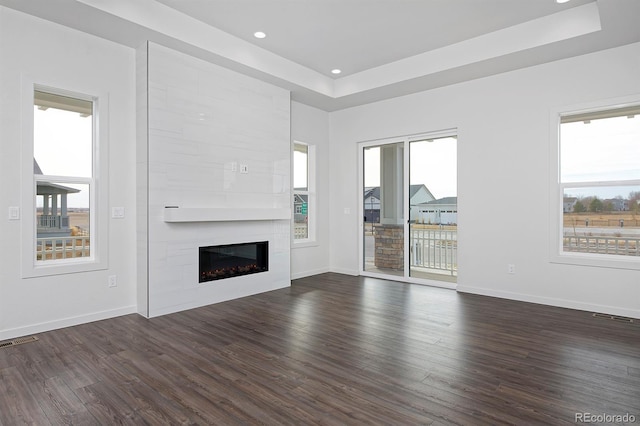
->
xmin=108 ymin=275 xmax=117 ymax=287
xmin=507 ymin=264 xmax=516 ymax=274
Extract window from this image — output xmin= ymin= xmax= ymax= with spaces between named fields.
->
xmin=554 ymin=102 xmax=640 ymax=268
xmin=293 ymin=142 xmax=315 ymax=243
xmin=33 ymin=90 xmax=95 ymax=263
xmin=21 ymin=84 xmax=109 ymax=277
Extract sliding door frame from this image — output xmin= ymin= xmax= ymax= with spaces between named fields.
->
xmin=358 ymin=129 xmax=458 ymax=289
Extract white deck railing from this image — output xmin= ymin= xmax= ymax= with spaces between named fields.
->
xmin=563 ymin=235 xmax=639 ymax=256
xmin=410 ymin=229 xmax=457 ymax=275
xmin=36 ymin=236 xmax=90 ymax=261
xmin=294 ymin=223 xmax=308 ymax=239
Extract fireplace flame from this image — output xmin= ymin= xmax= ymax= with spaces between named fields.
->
xmin=200 ymin=263 xmax=266 ymax=283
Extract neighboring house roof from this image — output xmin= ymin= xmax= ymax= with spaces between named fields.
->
xmin=364 ymin=187 xmax=380 ymax=201
xmin=365 ymin=184 xmax=434 ymax=203
xmin=418 ymin=196 xmax=458 ymax=206
xmin=34 ymin=159 xmax=79 ymax=194
xmin=34 ymin=158 xmax=43 ymax=174
xmin=409 ymin=184 xmax=434 ymax=201
xmin=37 ymin=182 xmax=80 ymax=195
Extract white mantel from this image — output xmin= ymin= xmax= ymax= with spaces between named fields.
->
xmin=163 ymin=208 xmax=291 ymax=222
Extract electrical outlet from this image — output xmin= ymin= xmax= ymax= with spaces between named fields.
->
xmin=507 ymin=264 xmax=516 ymax=274
xmin=108 ymin=275 xmax=117 ymax=287
xmin=240 ymin=164 xmax=249 ymax=174
xmin=8 ymin=206 xmax=20 ymax=220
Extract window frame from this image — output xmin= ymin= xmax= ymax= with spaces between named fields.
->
xmin=549 ymin=95 xmax=640 ymax=270
xmin=21 ymin=80 xmax=109 ymax=278
xmin=292 ymin=141 xmax=316 ymax=246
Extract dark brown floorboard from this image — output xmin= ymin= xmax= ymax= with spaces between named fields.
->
xmin=0 ymin=273 xmax=638 ymax=425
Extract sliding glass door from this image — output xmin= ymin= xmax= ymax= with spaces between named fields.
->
xmin=359 ymin=132 xmax=457 ymax=285
xmin=409 ymin=136 xmax=457 ymax=282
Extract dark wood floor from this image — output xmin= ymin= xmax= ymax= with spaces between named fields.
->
xmin=0 ymin=273 xmax=638 ymax=425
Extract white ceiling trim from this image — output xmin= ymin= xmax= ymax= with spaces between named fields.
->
xmin=74 ymin=0 xmax=602 ymax=102
xmin=334 ymin=3 xmax=602 ymax=98
xmin=76 ymin=0 xmax=335 ymax=97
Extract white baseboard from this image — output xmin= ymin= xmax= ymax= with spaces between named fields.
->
xmin=456 ymin=285 xmax=640 ymax=319
xmin=0 ymin=305 xmax=138 ymax=341
xmin=291 ymin=267 xmax=331 ymax=280
xmin=147 ymin=280 xmax=290 ymax=318
xmin=329 ymin=267 xmax=359 ymax=276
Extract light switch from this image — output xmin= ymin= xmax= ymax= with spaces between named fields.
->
xmin=8 ymin=206 xmax=20 ymax=220
xmin=240 ymin=164 xmax=249 ymax=174
xmin=112 ymin=207 xmax=125 ymax=218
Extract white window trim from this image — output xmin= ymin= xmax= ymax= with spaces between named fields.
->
xmin=549 ymin=94 xmax=640 ymax=271
xmin=292 ymin=141 xmax=316 ymax=246
xmin=21 ymin=78 xmax=109 ymax=278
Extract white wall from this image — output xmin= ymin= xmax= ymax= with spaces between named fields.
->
xmin=139 ymin=43 xmax=291 ymax=317
xmin=290 ymin=101 xmax=331 ymax=278
xmin=329 ymin=42 xmax=640 ymax=318
xmin=0 ymin=8 xmax=137 ymax=340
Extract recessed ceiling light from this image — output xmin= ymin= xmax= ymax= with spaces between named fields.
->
xmin=254 ymin=31 xmax=266 ymax=39
xmin=331 ymin=69 xmax=342 ymax=75
xmin=556 ymin=0 xmax=571 ymax=3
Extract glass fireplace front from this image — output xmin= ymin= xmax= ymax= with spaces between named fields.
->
xmin=199 ymin=241 xmax=268 ymax=283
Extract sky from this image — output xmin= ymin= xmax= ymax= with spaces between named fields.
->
xmin=364 ymin=137 xmax=457 ymax=200
xmin=561 ymin=114 xmax=639 ymax=199
xmin=34 ymin=106 xmax=92 ymax=208
xmin=293 ymin=150 xmax=307 ymax=190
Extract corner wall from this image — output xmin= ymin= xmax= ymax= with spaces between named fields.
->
xmin=329 ymin=42 xmax=640 ymax=318
xmin=290 ymin=101 xmax=331 ymax=279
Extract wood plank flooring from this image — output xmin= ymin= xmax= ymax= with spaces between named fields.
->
xmin=0 ymin=273 xmax=638 ymax=425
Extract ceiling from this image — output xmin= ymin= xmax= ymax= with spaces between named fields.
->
xmin=1 ymin=0 xmax=639 ymax=111
xmin=155 ymin=0 xmax=596 ymax=78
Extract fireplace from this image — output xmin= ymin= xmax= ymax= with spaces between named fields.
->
xmin=199 ymin=241 xmax=268 ymax=283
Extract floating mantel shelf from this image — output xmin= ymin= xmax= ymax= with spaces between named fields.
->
xmin=163 ymin=207 xmax=291 ymax=223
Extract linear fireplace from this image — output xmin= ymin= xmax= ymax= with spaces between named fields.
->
xmin=199 ymin=241 xmax=268 ymax=283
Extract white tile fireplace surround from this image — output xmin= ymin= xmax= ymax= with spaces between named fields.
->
xmin=137 ymin=42 xmax=292 ymax=317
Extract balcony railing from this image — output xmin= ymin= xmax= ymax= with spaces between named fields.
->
xmin=563 ymin=235 xmax=639 ymax=256
xmin=410 ymin=229 xmax=457 ymax=275
xmin=36 ymin=236 xmax=90 ymax=261
xmin=37 ymin=214 xmax=72 ymax=230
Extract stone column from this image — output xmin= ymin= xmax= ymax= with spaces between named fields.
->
xmin=374 ymin=224 xmax=404 ymax=270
